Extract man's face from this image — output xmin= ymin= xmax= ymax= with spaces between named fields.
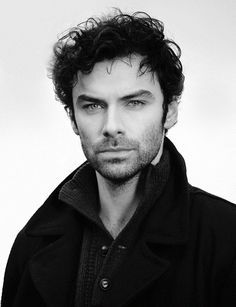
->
xmin=72 ymin=54 xmax=177 ymax=182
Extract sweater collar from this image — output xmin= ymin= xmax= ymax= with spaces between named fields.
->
xmin=58 ymin=143 xmax=171 ymax=238
xmin=143 ymin=137 xmax=190 ymax=245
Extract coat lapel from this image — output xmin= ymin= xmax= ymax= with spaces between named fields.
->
xmin=29 ymin=230 xmax=81 ymax=306
xmin=25 ymin=191 xmax=83 ymax=307
xmin=96 ymin=198 xmax=189 ymax=307
xmin=93 ymin=239 xmax=170 ymax=307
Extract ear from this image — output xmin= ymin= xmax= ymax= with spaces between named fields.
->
xmin=164 ymin=101 xmax=179 ymax=130
xmin=71 ymin=119 xmax=80 ymax=135
xmin=66 ymin=108 xmax=80 ymax=135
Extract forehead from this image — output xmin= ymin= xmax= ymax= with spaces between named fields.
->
xmin=73 ymin=55 xmax=160 ymax=98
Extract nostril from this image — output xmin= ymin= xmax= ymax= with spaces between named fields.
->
xmin=102 ymin=129 xmax=123 ymax=138
xmin=103 ymin=131 xmax=110 ymax=137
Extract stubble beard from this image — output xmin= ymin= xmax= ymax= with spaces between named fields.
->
xmin=86 ymin=151 xmax=154 ymax=184
xmin=80 ymin=125 xmax=164 ymax=184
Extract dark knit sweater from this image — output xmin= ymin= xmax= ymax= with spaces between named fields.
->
xmin=59 ymin=149 xmax=170 ymax=307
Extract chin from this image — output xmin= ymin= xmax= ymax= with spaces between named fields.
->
xmin=86 ymin=149 xmax=159 ymax=182
xmin=95 ymin=160 xmax=144 ymax=183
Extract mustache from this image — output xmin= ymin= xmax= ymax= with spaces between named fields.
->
xmin=93 ymin=137 xmax=139 ymax=153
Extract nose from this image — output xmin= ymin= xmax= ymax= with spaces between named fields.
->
xmin=102 ymin=105 xmax=124 ymax=138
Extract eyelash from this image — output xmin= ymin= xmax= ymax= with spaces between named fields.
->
xmin=82 ymin=103 xmax=103 ymax=110
xmin=127 ymin=100 xmax=145 ymax=107
xmin=82 ymin=100 xmax=145 ymax=112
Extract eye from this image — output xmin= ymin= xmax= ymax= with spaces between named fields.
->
xmin=82 ymin=103 xmax=103 ymax=112
xmin=127 ymin=100 xmax=145 ymax=107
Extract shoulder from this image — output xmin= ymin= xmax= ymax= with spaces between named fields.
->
xmin=9 ymin=165 xmax=85 ymax=253
xmin=189 ymin=185 xmax=236 ymax=214
xmin=5 ymin=166 xmax=86 ymax=272
xmin=189 ymin=185 xmax=236 ymax=238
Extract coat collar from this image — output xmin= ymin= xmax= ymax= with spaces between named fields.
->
xmin=24 ymin=137 xmax=190 ymax=307
xmin=25 ymin=171 xmax=83 ymax=307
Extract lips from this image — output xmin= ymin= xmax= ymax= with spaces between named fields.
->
xmin=94 ymin=138 xmax=138 ymax=154
xmin=98 ymin=148 xmax=134 ymax=153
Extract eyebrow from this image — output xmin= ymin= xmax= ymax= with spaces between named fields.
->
xmin=120 ymin=90 xmax=155 ymax=100
xmin=76 ymin=89 xmax=154 ymax=104
xmin=76 ymin=95 xmax=102 ymax=104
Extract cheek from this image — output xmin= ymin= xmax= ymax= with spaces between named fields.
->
xmin=130 ymin=107 xmax=163 ymax=131
xmin=139 ymin=121 xmax=163 ymax=146
xmin=76 ymin=114 xmax=102 ymax=138
xmin=77 ymin=123 xmax=99 ymax=150
xmin=78 ymin=129 xmax=92 ymax=143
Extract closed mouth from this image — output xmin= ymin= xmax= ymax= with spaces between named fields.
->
xmin=98 ymin=148 xmax=133 ymax=153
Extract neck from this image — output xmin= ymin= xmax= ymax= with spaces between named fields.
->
xmin=96 ymin=172 xmax=140 ymax=238
xmin=96 ymin=135 xmax=165 ymax=238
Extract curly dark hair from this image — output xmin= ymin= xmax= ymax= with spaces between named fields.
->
xmin=49 ymin=10 xmax=184 ymax=121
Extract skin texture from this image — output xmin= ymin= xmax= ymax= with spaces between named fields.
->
xmin=70 ymin=54 xmax=178 ymax=237
xmin=71 ymin=54 xmax=178 ymax=183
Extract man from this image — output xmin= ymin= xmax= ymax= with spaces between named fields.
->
xmin=2 ymin=10 xmax=236 ymax=307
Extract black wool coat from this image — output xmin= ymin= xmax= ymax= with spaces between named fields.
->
xmin=2 ymin=138 xmax=236 ymax=307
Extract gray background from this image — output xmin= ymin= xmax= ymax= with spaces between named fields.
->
xmin=1 ymin=0 xmax=235 ymax=287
